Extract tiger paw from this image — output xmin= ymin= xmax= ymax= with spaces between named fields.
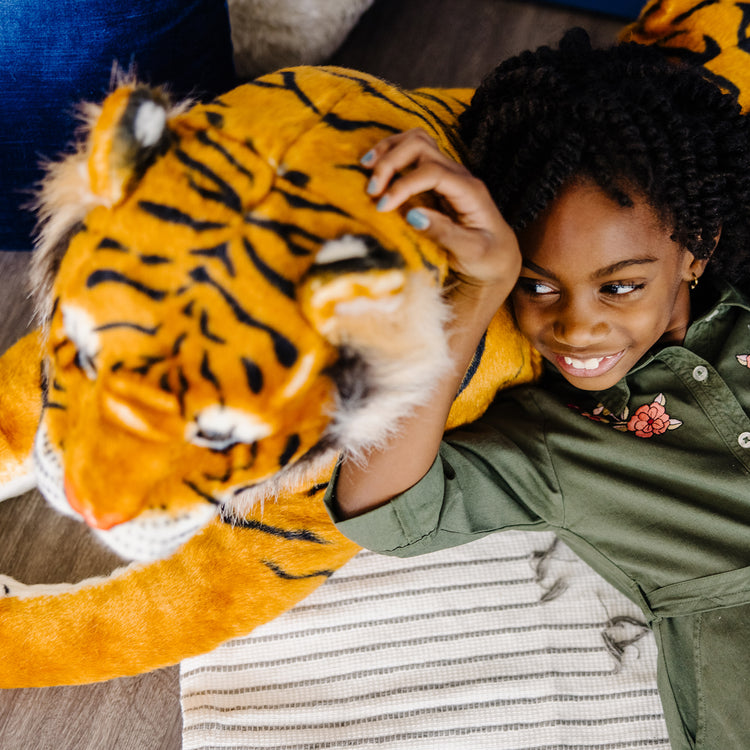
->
xmin=299 ymin=234 xmax=409 ymax=342
xmin=300 ymin=232 xmax=452 ymax=453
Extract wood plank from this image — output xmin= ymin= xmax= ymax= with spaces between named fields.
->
xmin=0 ymin=3 xmax=629 ymax=748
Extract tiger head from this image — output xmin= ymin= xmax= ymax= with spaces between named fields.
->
xmin=29 ymin=68 xmax=536 ymax=562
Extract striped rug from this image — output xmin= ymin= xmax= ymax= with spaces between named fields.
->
xmin=181 ymin=530 xmax=668 ymax=749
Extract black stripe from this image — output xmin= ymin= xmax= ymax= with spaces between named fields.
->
xmin=251 ymin=70 xmax=320 ymax=115
xmin=205 ymin=110 xmax=224 ymax=128
xmin=86 ymin=269 xmax=168 ymax=301
xmin=200 ymin=351 xmax=221 ymax=392
xmin=242 ymin=357 xmax=264 ymax=394
xmin=97 ymin=237 xmax=128 ymax=252
xmin=159 ymin=372 xmax=171 ymax=393
xmin=242 ymin=238 xmax=295 ymax=299
xmin=335 ymin=163 xmax=370 ymax=178
xmin=280 ymin=170 xmax=309 ymax=188
xmin=197 ymin=131 xmax=255 ymax=184
xmin=138 ymin=200 xmax=226 ymax=231
xmin=224 ymin=515 xmax=330 ymax=544
xmin=673 ymin=0 xmax=720 ymax=26
xmin=176 ymin=148 xmax=243 ymax=213
xmin=94 ymin=321 xmax=161 ymax=335
xmin=404 ymin=90 xmax=468 ymax=160
xmin=323 ymin=112 xmax=401 ymax=134
xmin=279 ymin=433 xmax=300 ymax=467
xmin=410 ymin=89 xmax=468 ymax=118
xmin=306 ymin=481 xmax=329 ymax=496
xmin=199 ymin=309 xmax=226 ymax=344
xmin=132 ymin=355 xmax=165 ymax=376
xmin=457 ymin=331 xmax=486 ymax=396
xmin=324 ymin=69 xmax=442 ymax=135
xmin=274 ymin=187 xmax=350 ymax=217
xmin=183 ymin=479 xmax=220 ymax=504
xmin=189 ymin=266 xmax=298 ymax=367
xmin=176 ymin=366 xmax=189 ymax=414
xmin=190 ymin=242 xmax=235 ymax=277
xmin=172 ymin=331 xmax=188 ymax=355
xmin=262 ymin=560 xmax=335 ymax=580
xmin=139 ymin=254 xmax=171 ymax=265
xmin=244 ymin=214 xmax=322 ymax=257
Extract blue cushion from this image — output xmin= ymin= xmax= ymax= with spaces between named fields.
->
xmin=542 ymin=0 xmax=643 ymax=18
xmin=0 ymin=0 xmax=236 ymax=251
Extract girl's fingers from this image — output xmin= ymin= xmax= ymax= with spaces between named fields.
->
xmin=361 ymin=129 xmax=446 ymax=199
xmin=403 ymin=206 xmax=492 ymax=272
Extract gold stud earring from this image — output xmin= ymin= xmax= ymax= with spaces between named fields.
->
xmin=690 ymin=274 xmax=700 ymax=290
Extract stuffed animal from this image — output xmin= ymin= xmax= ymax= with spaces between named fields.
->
xmin=620 ymin=0 xmax=750 ymax=111
xmin=0 ymin=66 xmax=539 ymax=687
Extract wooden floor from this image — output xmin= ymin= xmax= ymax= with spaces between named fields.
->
xmin=0 ymin=2 xmax=624 ymax=748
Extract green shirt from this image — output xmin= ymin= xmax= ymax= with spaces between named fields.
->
xmin=326 ymin=279 xmax=750 ymax=750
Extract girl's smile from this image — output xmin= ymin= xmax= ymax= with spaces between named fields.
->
xmin=512 ymin=179 xmax=709 ymax=391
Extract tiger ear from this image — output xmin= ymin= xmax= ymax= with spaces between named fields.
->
xmin=87 ymin=85 xmax=174 ymax=205
xmin=31 ymin=85 xmax=177 ymax=325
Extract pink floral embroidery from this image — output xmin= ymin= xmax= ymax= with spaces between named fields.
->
xmin=736 ymin=354 xmax=750 ymax=368
xmin=572 ymin=393 xmax=682 ymax=438
xmin=626 ymin=394 xmax=682 ymax=438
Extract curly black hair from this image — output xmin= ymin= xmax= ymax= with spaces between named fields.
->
xmin=458 ymin=27 xmax=750 ymax=291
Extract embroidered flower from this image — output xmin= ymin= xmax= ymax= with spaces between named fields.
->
xmin=626 ymin=394 xmax=682 ymax=438
xmin=571 ymin=393 xmax=681 ymax=438
xmin=736 ymin=354 xmax=750 ymax=368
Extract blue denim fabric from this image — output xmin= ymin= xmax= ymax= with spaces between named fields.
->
xmin=0 ymin=0 xmax=236 ymax=251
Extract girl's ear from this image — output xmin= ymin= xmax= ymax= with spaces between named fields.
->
xmin=683 ymin=227 xmax=720 ymax=284
xmin=684 ymin=253 xmax=710 ymax=284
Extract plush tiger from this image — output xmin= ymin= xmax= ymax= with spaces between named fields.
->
xmin=620 ymin=0 xmax=750 ymax=111
xmin=0 ymin=66 xmax=539 ymax=687
xmin=4 ymin=0 xmax=742 ymax=691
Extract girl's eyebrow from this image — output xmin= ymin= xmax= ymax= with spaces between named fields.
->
xmin=593 ymin=257 xmax=657 ymax=278
xmin=521 ymin=256 xmax=657 ymax=280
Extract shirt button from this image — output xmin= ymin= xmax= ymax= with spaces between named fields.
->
xmin=692 ymin=365 xmax=708 ymax=382
xmin=738 ymin=432 xmax=750 ymax=448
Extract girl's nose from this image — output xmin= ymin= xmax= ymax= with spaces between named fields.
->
xmin=552 ymin=301 xmax=609 ymax=347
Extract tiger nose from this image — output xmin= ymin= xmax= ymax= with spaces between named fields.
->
xmin=64 ymin=475 xmax=132 ymax=530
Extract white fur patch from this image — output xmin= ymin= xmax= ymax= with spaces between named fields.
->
xmin=326 ymin=273 xmax=452 ymax=458
xmin=315 ymin=235 xmax=369 ymax=265
xmin=93 ymin=504 xmax=218 ymax=562
xmin=133 ymin=101 xmax=167 ymax=147
xmin=0 ymin=464 xmax=37 ymax=502
xmin=33 ymin=421 xmax=218 ymax=561
xmin=187 ymin=406 xmax=272 ymax=450
xmin=0 ymin=566 xmax=133 ymax=600
xmin=282 ymin=352 xmax=318 ymax=399
xmin=61 ymin=305 xmax=100 ymax=379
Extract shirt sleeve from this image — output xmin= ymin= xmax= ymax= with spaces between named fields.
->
xmin=324 ymin=405 xmax=561 ymax=558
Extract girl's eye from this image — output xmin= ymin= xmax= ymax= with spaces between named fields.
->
xmin=600 ymin=282 xmax=645 ymax=296
xmin=515 ymin=278 xmax=557 ymax=296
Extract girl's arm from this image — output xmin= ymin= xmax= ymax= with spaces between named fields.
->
xmin=335 ymin=129 xmax=521 ymax=519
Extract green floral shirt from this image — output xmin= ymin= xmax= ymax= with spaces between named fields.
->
xmin=326 ymin=279 xmax=750 ymax=750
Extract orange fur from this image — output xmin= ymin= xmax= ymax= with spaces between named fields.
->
xmin=0 ymin=69 xmax=539 ymax=687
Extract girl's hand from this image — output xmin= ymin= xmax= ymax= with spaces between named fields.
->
xmin=361 ymin=128 xmax=521 ymax=296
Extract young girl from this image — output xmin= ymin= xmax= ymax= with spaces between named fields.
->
xmin=325 ymin=29 xmax=750 ymax=750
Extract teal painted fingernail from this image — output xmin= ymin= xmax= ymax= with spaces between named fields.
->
xmin=360 ymin=149 xmax=375 ymax=165
xmin=377 ymin=195 xmax=390 ymax=211
xmin=406 ymin=208 xmax=430 ymax=230
xmin=367 ymin=177 xmax=379 ymax=195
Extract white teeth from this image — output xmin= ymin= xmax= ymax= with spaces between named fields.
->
xmin=564 ymin=356 xmax=604 ymax=371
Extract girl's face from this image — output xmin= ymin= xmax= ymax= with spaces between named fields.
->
xmin=512 ymin=180 xmax=709 ymax=391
